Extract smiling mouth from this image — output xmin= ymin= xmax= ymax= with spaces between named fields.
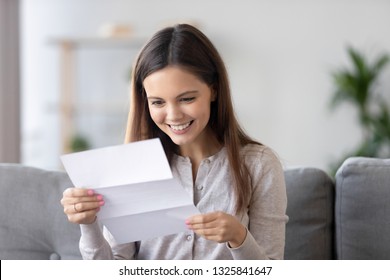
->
xmin=168 ymin=121 xmax=193 ymax=131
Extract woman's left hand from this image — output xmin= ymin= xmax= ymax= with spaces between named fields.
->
xmin=186 ymin=211 xmax=247 ymax=248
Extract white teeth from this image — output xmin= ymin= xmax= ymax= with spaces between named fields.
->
xmin=170 ymin=122 xmax=191 ymax=131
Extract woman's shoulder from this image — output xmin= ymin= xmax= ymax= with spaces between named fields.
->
xmin=240 ymin=143 xmax=282 ymax=166
xmin=240 ymin=143 xmax=274 ymax=157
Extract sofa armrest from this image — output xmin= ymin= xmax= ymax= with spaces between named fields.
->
xmin=335 ymin=157 xmax=390 ymax=260
xmin=284 ymin=167 xmax=335 ymax=259
xmin=0 ymin=163 xmax=82 ymax=260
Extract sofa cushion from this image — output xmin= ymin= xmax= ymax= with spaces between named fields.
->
xmin=0 ymin=164 xmax=82 ymax=259
xmin=335 ymin=157 xmax=390 ymax=260
xmin=284 ymin=167 xmax=335 ymax=259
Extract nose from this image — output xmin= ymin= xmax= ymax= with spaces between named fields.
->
xmin=166 ymin=103 xmax=184 ymax=121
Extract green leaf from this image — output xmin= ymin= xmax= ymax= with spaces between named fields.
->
xmin=328 ymin=46 xmax=390 ymax=175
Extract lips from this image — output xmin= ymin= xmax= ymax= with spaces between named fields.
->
xmin=169 ymin=121 xmax=193 ymax=131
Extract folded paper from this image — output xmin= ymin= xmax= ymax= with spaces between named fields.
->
xmin=61 ymin=138 xmax=199 ymax=243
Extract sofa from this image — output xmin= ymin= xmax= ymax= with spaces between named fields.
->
xmin=0 ymin=157 xmax=389 ymax=260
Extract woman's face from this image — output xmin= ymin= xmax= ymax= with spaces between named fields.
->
xmin=143 ymin=66 xmax=215 ymax=149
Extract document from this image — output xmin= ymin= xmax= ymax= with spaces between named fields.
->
xmin=61 ymin=138 xmax=199 ymax=243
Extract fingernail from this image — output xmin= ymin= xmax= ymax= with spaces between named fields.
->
xmin=87 ymin=190 xmax=94 ymax=196
xmin=97 ymin=195 xmax=103 ymax=201
xmin=185 ymin=219 xmax=190 ymax=225
xmin=99 ymin=200 xmax=105 ymax=206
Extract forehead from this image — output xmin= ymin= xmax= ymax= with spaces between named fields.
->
xmin=143 ymin=66 xmax=206 ymax=95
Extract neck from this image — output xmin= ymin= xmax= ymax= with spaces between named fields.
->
xmin=179 ymin=129 xmax=221 ymax=160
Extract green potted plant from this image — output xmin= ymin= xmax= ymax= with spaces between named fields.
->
xmin=70 ymin=134 xmax=91 ymax=152
xmin=329 ymin=46 xmax=390 ymax=176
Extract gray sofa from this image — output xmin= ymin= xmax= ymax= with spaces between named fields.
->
xmin=0 ymin=157 xmax=389 ymax=260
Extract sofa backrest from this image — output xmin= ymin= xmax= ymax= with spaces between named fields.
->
xmin=284 ymin=167 xmax=335 ymax=259
xmin=1 ymin=163 xmax=337 ymax=260
xmin=335 ymin=157 xmax=390 ymax=260
xmin=2 ymin=157 xmax=388 ymax=260
xmin=0 ymin=163 xmax=82 ymax=260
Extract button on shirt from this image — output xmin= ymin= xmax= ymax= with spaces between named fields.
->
xmin=79 ymin=144 xmax=288 ymax=260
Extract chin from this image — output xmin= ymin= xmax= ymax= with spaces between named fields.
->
xmin=168 ymin=135 xmax=193 ymax=146
xmin=170 ymin=138 xmax=189 ymax=146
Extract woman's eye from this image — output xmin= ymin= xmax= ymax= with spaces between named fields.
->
xmin=151 ymin=100 xmax=164 ymax=106
xmin=180 ymin=97 xmax=195 ymax=103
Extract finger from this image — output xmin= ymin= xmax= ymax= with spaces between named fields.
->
xmin=67 ymin=208 xmax=100 ymax=224
xmin=67 ymin=194 xmax=104 ymax=205
xmin=192 ymin=227 xmax=218 ymax=236
xmin=75 ymin=200 xmax=105 ymax=213
xmin=192 ymin=228 xmax=225 ymax=242
xmin=187 ymin=212 xmax=218 ymax=225
xmin=64 ymin=200 xmax=104 ymax=215
xmin=61 ymin=191 xmax=103 ymax=206
xmin=63 ymin=187 xmax=95 ymax=198
xmin=189 ymin=219 xmax=219 ymax=230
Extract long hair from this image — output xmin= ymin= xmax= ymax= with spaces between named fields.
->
xmin=125 ymin=24 xmax=261 ymax=213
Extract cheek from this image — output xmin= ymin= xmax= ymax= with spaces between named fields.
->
xmin=149 ymin=108 xmax=165 ymax=125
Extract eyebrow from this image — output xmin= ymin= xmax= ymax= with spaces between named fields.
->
xmin=147 ymin=90 xmax=199 ymax=99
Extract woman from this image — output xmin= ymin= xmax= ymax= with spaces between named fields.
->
xmin=61 ymin=24 xmax=288 ymax=260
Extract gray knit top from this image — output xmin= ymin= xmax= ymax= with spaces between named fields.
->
xmin=79 ymin=144 xmax=288 ymax=259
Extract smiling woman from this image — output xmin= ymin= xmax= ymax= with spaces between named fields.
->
xmin=144 ymin=66 xmax=217 ymax=157
xmin=61 ymin=23 xmax=288 ymax=260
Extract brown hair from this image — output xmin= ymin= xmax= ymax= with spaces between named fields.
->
xmin=125 ymin=24 xmax=261 ymax=213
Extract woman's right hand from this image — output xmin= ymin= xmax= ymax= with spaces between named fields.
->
xmin=61 ymin=188 xmax=105 ymax=224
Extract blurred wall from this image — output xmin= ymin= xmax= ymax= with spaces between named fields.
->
xmin=0 ymin=0 xmax=20 ymax=163
xmin=21 ymin=0 xmax=390 ymax=171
